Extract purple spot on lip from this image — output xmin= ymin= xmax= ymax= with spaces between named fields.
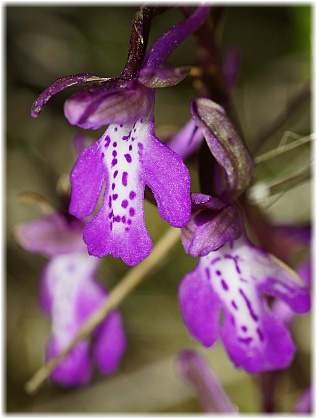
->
xmin=122 ymin=172 xmax=128 ymax=187
xmin=127 ymin=219 xmax=132 ymax=225
xmin=129 ymin=207 xmax=135 ymax=217
xmin=205 ymin=268 xmax=210 ymax=280
xmin=231 ymin=300 xmax=238 ymax=310
xmin=114 ymin=170 xmax=118 ymax=178
xmin=114 ymin=215 xmax=121 ymax=222
xmin=112 ymin=183 xmax=116 ymax=190
xmin=216 ymin=270 xmax=221 ymax=276
xmin=124 ymin=153 xmax=132 ymax=163
xmin=125 ymin=227 xmax=130 ymax=231
xmin=122 ymin=134 xmax=130 ymax=141
xmin=241 ymin=325 xmax=248 ymax=332
xmin=239 ymin=288 xmax=259 ymax=321
xmin=113 ymin=142 xmax=117 ymax=147
xmin=112 ymin=194 xmax=118 ymax=201
xmin=112 ymin=150 xmax=117 ymax=157
xmin=101 ymin=152 xmax=104 ymax=158
xmin=238 ymin=337 xmax=253 ymax=345
xmin=221 ymin=279 xmax=229 ymax=291
xmin=120 ymin=124 xmax=123 ymax=128
xmin=108 ymin=196 xmax=112 ymax=208
xmin=114 ymin=127 xmax=118 ymax=132
xmin=129 ymin=145 xmax=133 ymax=151
xmin=137 ymin=142 xmax=144 ymax=150
xmin=112 ymin=158 xmax=118 ymax=167
xmin=104 ymin=135 xmax=111 ymax=148
xmin=129 ymin=191 xmax=136 ymax=200
xmin=211 ymin=257 xmax=221 ymax=265
xmin=121 ymin=199 xmax=128 ymax=208
xmin=122 ymin=216 xmax=126 ymax=223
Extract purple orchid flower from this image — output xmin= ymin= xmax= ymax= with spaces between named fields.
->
xmin=30 ymin=7 xmax=210 ymax=266
xmin=177 ymin=98 xmax=310 ymax=374
xmin=14 ymin=210 xmax=126 ymax=387
xmin=179 ymin=233 xmax=311 ymax=374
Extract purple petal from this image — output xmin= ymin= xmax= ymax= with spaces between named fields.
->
xmin=167 ymin=119 xmax=204 ymax=160
xmin=79 ymin=121 xmax=152 ymax=265
xmin=182 ymin=195 xmax=243 ymax=256
xmin=14 ymin=212 xmax=85 ymax=257
xmin=179 ymin=260 xmax=221 ymax=347
xmin=176 ymin=349 xmax=237 ymax=413
xmin=293 ymin=386 xmax=312 ymax=413
xmin=31 ymin=73 xmax=106 ymax=118
xmin=138 ymin=64 xmax=190 ymax=88
xmin=144 ymin=127 xmax=191 ymax=227
xmin=64 ymin=81 xmax=153 ymax=129
xmin=42 ymin=252 xmax=101 ymax=386
xmin=142 ymin=6 xmax=210 ymax=68
xmin=94 ymin=311 xmax=127 ymax=375
xmin=254 ymin=252 xmax=311 ymax=314
xmin=220 ymin=303 xmax=296 ymax=373
xmin=46 ymin=337 xmax=93 ymax=387
xmin=69 ymin=139 xmax=107 ymax=219
xmin=72 ymin=134 xmax=94 ymax=156
xmin=191 ymin=98 xmax=255 ymax=199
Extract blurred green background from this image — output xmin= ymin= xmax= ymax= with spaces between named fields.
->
xmin=6 ymin=5 xmax=311 ymax=414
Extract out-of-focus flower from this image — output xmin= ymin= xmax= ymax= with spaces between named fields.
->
xmin=176 ymin=349 xmax=237 ymax=413
xmin=30 ymin=7 xmax=211 ymax=266
xmin=14 ymin=209 xmax=126 ymax=387
xmin=293 ymin=385 xmax=312 ymax=413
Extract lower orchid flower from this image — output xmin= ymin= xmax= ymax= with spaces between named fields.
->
xmin=179 ymin=232 xmax=310 ymax=374
xmin=14 ymin=209 xmax=126 ymax=387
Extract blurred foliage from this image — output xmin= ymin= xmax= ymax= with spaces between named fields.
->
xmin=6 ymin=5 xmax=311 ymax=414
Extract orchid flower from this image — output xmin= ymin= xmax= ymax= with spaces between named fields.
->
xmin=30 ymin=7 xmax=210 ymax=266
xmin=179 ymin=233 xmax=310 ymax=374
xmin=176 ymin=349 xmax=237 ymax=413
xmin=14 ymin=209 xmax=126 ymax=387
xmin=178 ymin=98 xmax=311 ymax=374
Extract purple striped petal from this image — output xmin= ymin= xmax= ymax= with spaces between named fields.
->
xmin=142 ymin=6 xmax=210 ymax=68
xmin=64 ymin=81 xmax=153 ymax=129
xmin=70 ymin=117 xmax=190 ymax=265
xmin=191 ymin=98 xmax=254 ymax=199
xmin=31 ymin=73 xmax=106 ymax=118
xmin=179 ymin=234 xmax=311 ymax=373
xmin=182 ymin=193 xmax=243 ymax=256
xmin=14 ymin=212 xmax=85 ymax=257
